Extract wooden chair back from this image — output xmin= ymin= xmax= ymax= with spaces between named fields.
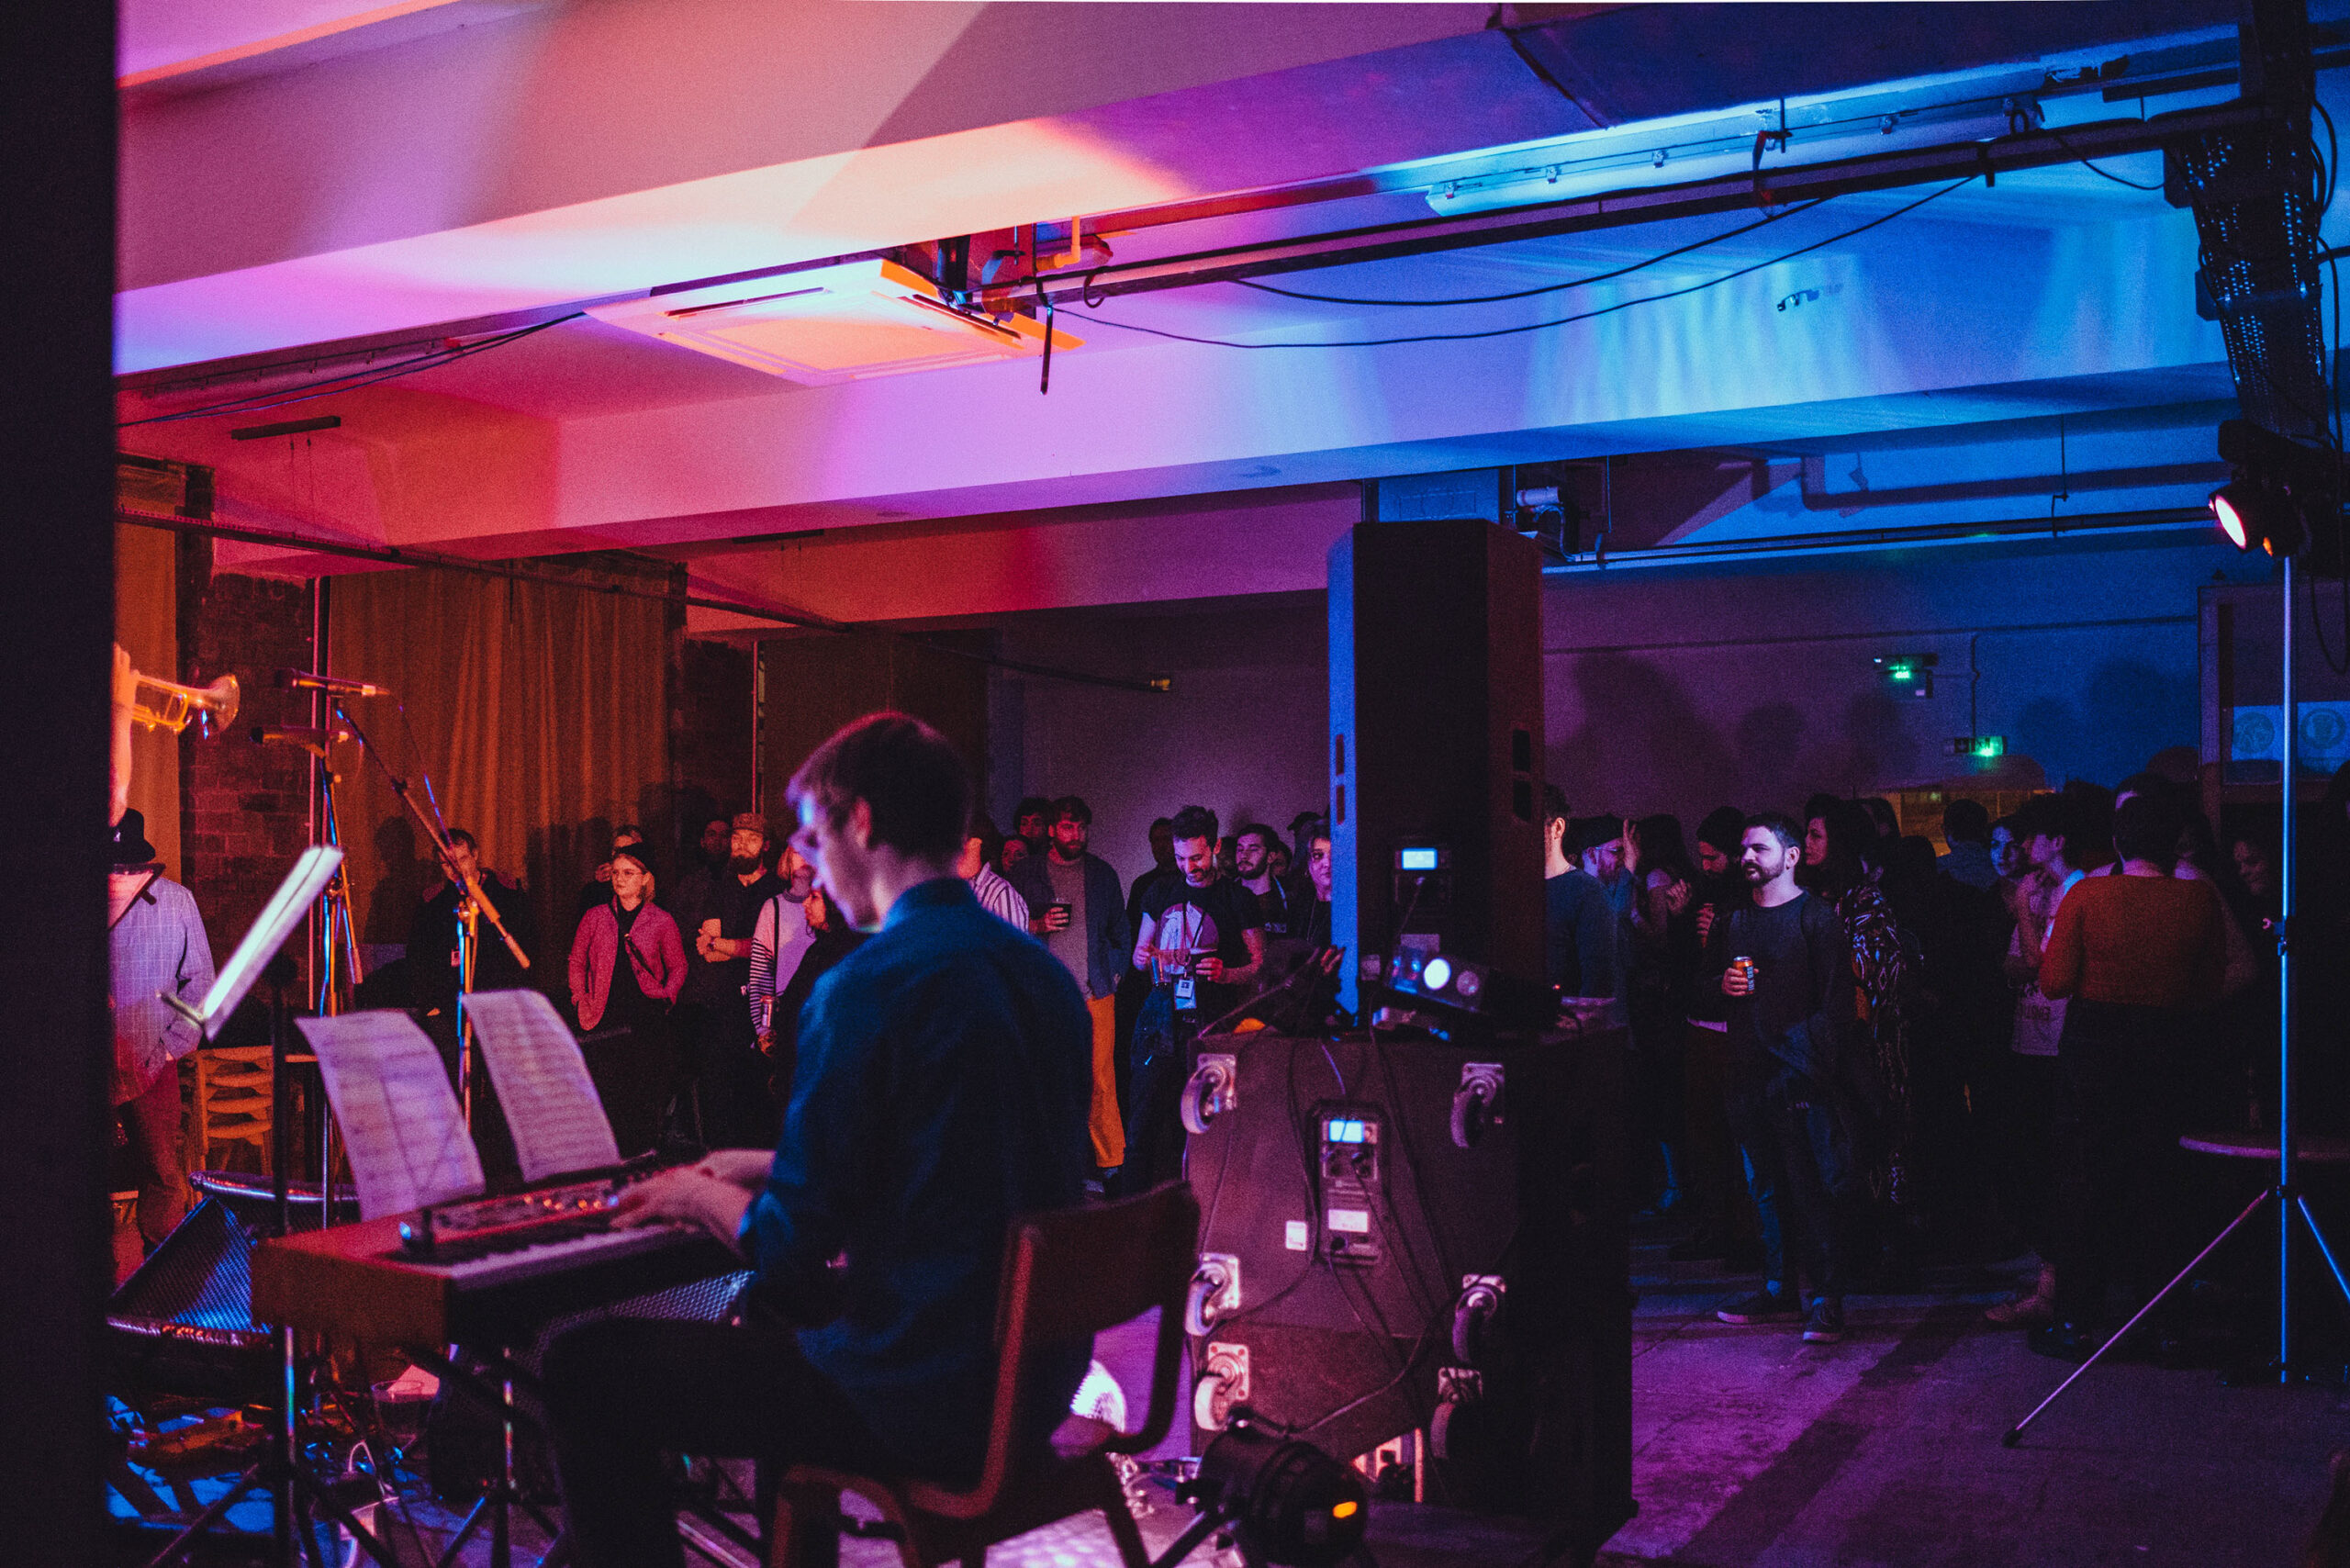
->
xmin=914 ymin=1181 xmax=1199 ymax=1520
xmin=187 ymin=1046 xmax=273 ymax=1174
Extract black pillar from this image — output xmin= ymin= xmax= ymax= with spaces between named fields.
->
xmin=0 ymin=0 xmax=117 ymax=1560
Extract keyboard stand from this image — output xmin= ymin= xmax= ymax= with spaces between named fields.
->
xmin=410 ymin=1350 xmax=566 ymax=1568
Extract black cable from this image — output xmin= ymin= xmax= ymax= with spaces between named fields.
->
xmin=1207 ymin=1039 xmax=1338 ymax=1333
xmin=2311 ymin=101 xmax=2350 ymax=677
xmin=1227 ymin=198 xmax=1829 ymax=308
xmin=118 ymin=341 xmax=478 ymax=427
xmin=1075 ymin=176 xmax=1975 ymax=351
xmin=1301 ymin=1324 xmax=1435 ymax=1437
xmin=2042 ymin=127 xmax=2165 ymax=192
xmin=119 ymin=316 xmax=583 ymax=428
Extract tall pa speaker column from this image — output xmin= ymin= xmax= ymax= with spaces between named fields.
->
xmin=1329 ymin=519 xmax=1544 ymax=1014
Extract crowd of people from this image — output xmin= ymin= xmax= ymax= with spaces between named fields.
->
xmin=453 ymin=755 xmax=2350 ymax=1364
xmin=1549 ymin=768 xmax=2350 ymax=1357
xmin=532 ymin=795 xmax=1341 ymax=1202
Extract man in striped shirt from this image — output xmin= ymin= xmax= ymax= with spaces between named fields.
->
xmin=958 ymin=813 xmax=1030 ymax=930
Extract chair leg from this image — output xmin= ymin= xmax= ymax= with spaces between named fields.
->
xmin=771 ymin=1484 xmax=842 ymax=1568
xmin=1101 ymin=1479 xmax=1151 ymax=1568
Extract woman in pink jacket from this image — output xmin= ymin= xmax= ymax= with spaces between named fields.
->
xmin=568 ymin=843 xmax=688 ymax=1033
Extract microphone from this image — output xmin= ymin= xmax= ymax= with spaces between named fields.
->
xmin=252 ymin=724 xmax=353 ymax=750
xmin=274 ymin=668 xmax=391 ymax=697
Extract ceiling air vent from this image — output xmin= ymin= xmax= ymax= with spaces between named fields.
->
xmin=588 ymin=259 xmax=1080 ymax=386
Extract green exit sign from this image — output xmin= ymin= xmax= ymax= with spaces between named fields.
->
xmin=1874 ymin=653 xmax=1937 ymax=699
xmin=1946 ymin=735 xmax=2007 ymax=758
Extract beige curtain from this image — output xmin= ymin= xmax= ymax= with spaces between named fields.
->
xmin=331 ymin=564 xmax=672 ymax=987
xmin=114 ymin=522 xmax=181 ymax=876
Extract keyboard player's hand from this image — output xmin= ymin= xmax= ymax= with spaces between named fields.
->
xmin=612 ymin=1166 xmax=755 ymax=1253
xmin=690 ymin=1149 xmax=778 ymax=1189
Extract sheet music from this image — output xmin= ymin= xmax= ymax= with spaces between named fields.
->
xmin=463 ymin=990 xmax=621 ymax=1182
xmin=297 ymin=1010 xmax=484 ymax=1221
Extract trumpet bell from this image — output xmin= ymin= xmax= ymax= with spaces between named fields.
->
xmin=130 ymin=670 xmax=241 ymax=736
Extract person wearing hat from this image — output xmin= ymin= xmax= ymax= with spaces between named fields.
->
xmin=568 ymin=842 xmax=688 ymax=1156
xmin=108 ymin=809 xmax=215 ymax=1250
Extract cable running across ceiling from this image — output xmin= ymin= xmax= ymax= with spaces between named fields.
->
xmin=1069 ymin=175 xmax=1975 ymax=351
xmin=1227 ymin=197 xmax=1830 ymax=308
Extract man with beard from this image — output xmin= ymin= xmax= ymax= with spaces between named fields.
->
xmin=690 ymin=813 xmax=787 ymax=1149
xmin=1673 ymin=806 xmax=1756 ymax=1264
xmin=1234 ymin=823 xmax=1294 ymax=937
xmin=1012 ymin=796 xmax=1132 ymax=1182
xmin=1128 ymin=805 xmax=1264 ymax=1191
xmin=1707 ymin=812 xmax=1863 ymax=1344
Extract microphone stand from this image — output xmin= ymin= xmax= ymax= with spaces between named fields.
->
xmin=325 ymin=689 xmax=543 ymax=1568
xmin=329 ymin=696 xmax=529 ymax=1131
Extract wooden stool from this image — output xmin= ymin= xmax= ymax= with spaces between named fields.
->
xmin=185 ymin=1045 xmax=273 ymax=1175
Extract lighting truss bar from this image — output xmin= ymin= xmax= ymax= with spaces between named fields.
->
xmin=109 ymin=510 xmax=1166 ymax=695
xmin=1541 ymin=507 xmax=2211 ymax=574
xmin=1031 ymin=104 xmax=2268 ymax=305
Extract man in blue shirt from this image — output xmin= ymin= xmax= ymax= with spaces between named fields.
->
xmin=545 ymin=713 xmax=1093 ymax=1568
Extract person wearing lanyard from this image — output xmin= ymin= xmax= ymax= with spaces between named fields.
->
xmin=1127 ymin=804 xmax=1265 ymax=1193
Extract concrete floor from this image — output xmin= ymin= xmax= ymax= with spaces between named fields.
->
xmin=112 ymin=1225 xmax=2350 ymax=1566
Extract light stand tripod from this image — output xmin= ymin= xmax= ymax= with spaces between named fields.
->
xmin=2007 ymin=552 xmax=2350 ymax=1445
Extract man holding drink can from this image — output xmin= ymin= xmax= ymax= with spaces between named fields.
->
xmin=1706 ymin=812 xmax=1863 ymax=1344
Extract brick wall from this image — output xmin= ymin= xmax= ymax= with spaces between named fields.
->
xmin=174 ymin=536 xmax=317 ymax=963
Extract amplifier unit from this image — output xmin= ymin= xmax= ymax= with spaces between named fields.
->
xmin=1179 ymin=1014 xmax=1631 ymax=1558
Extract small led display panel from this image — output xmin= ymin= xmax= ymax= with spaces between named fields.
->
xmin=1397 ymin=846 xmax=1439 ymax=871
xmin=1325 ymin=1118 xmax=1370 ymax=1145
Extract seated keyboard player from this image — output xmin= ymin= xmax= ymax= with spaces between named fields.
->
xmin=542 ymin=713 xmax=1093 ymax=1568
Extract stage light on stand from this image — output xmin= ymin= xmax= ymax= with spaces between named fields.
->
xmin=2210 ymin=419 xmax=2331 ymax=561
xmin=1177 ymin=1410 xmax=1371 ymax=1568
xmin=2210 ymin=481 xmax=2257 ymax=549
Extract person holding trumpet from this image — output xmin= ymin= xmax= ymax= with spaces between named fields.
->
xmin=1705 ymin=812 xmax=1863 ymax=1345
xmin=107 ymin=644 xmax=224 ymax=1250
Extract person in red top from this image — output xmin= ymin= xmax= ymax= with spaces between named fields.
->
xmin=2030 ymin=793 xmax=2230 ymax=1360
xmin=569 ymin=844 xmax=689 ymax=1032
